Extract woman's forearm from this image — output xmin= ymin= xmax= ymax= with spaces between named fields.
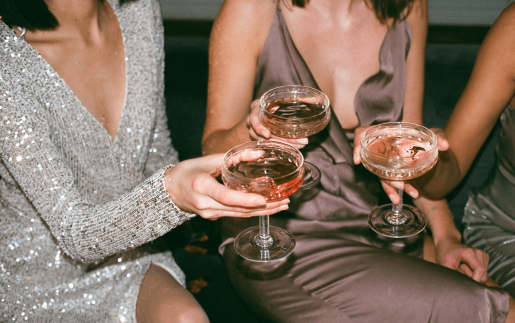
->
xmin=202 ymin=118 xmax=252 ymax=156
xmin=412 ymin=149 xmax=462 ymax=200
xmin=413 ymin=195 xmax=461 ymax=245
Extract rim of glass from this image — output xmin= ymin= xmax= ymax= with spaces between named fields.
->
xmin=222 ymin=140 xmax=304 ymax=181
xmin=360 ymin=122 xmax=438 ymax=160
xmin=259 ymin=85 xmax=330 ymax=122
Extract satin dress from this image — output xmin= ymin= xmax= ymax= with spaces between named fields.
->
xmin=463 ymin=105 xmax=515 ymax=297
xmin=219 ymin=4 xmax=510 ymax=323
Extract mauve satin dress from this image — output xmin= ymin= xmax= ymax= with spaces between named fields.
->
xmin=218 ymin=4 xmax=510 ymax=323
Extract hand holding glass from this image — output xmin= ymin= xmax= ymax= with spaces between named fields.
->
xmin=222 ymin=141 xmax=304 ymax=262
xmin=360 ymin=122 xmax=438 ymax=238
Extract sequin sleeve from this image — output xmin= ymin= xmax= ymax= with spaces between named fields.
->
xmin=0 ymin=81 xmax=195 ymax=264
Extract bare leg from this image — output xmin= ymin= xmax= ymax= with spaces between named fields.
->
xmin=423 ymin=234 xmax=515 ymax=323
xmin=136 ymin=263 xmax=209 ymax=323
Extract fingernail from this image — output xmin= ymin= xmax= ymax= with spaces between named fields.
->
xmin=353 ymin=153 xmax=359 ymax=164
xmin=280 ymin=205 xmax=289 ymax=211
xmin=391 ymin=181 xmax=404 ymax=190
xmin=281 ymin=199 xmax=290 ymax=205
xmin=297 ymin=138 xmax=308 ymax=144
xmin=407 ymin=189 xmax=418 ymax=198
xmin=389 ymin=194 xmax=397 ymax=203
xmin=254 ymin=198 xmax=266 ymax=206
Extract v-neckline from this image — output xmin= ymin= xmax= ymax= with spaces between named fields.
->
xmin=277 ymin=6 xmax=396 ymax=129
xmin=19 ymin=0 xmax=128 ymax=143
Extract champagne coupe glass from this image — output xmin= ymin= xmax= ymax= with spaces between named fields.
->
xmin=360 ymin=122 xmax=438 ymax=238
xmin=222 ymin=141 xmax=305 ymax=262
xmin=259 ymin=85 xmax=330 ymax=189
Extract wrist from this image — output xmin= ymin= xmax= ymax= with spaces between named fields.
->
xmin=432 ymin=229 xmax=462 ymax=248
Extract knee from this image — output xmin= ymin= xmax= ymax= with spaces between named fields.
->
xmin=138 ymin=298 xmax=209 ymax=323
xmin=171 ymin=303 xmax=210 ymax=323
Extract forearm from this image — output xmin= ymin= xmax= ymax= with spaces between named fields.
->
xmin=413 ymin=195 xmax=461 ymax=245
xmin=202 ymin=118 xmax=253 ymax=155
xmin=411 ymin=149 xmax=462 ymax=199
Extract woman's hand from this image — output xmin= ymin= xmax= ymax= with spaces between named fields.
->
xmin=164 ymin=154 xmax=289 ymax=220
xmin=247 ymin=99 xmax=309 ymax=149
xmin=353 ymin=126 xmax=450 ymax=203
xmin=434 ymin=236 xmax=490 ymax=283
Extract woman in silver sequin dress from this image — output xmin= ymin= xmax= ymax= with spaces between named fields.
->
xmin=0 ymin=0 xmax=289 ymax=322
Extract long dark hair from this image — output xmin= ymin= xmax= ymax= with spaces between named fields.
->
xmin=291 ymin=0 xmax=415 ymax=23
xmin=0 ymin=0 xmax=136 ymax=30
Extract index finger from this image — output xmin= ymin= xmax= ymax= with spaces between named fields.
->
xmin=460 ymin=250 xmax=488 ymax=282
xmin=353 ymin=128 xmax=366 ymax=165
xmin=211 ymin=176 xmax=269 ymax=207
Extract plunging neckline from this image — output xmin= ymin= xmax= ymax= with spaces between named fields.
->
xmin=16 ymin=0 xmax=128 ymax=143
xmin=277 ymin=6 xmax=399 ymax=130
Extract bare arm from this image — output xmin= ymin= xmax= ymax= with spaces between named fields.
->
xmin=402 ymin=0 xmax=427 ymax=125
xmin=201 ymin=0 xmax=276 ymax=156
xmin=415 ymin=3 xmax=515 ymax=198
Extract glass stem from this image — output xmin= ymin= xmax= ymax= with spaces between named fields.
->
xmin=392 ymin=188 xmax=403 ymax=214
xmin=256 ymin=215 xmax=274 ymax=248
xmin=386 ymin=188 xmax=409 ymax=226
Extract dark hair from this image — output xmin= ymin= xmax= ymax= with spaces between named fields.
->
xmin=291 ymin=0 xmax=414 ymax=23
xmin=0 ymin=0 xmax=136 ymax=31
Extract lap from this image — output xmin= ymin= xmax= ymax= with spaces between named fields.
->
xmin=224 ymin=233 xmax=509 ymax=323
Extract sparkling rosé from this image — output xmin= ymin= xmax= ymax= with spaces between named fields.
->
xmin=259 ymin=99 xmax=330 ymax=138
xmin=361 ymin=135 xmax=438 ymax=181
xmin=224 ymin=158 xmax=304 ymax=201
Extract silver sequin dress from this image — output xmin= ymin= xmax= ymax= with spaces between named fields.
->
xmin=0 ymin=0 xmax=196 ymax=321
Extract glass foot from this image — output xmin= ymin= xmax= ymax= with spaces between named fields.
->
xmin=299 ymin=161 xmax=321 ymax=190
xmin=234 ymin=226 xmax=296 ymax=262
xmin=368 ymin=204 xmax=426 ymax=238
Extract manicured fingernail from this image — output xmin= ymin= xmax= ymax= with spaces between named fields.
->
xmin=353 ymin=153 xmax=359 ymax=164
xmin=297 ymin=138 xmax=308 ymax=144
xmin=389 ymin=194 xmax=397 ymax=203
xmin=280 ymin=205 xmax=289 ymax=211
xmin=391 ymin=181 xmax=404 ymax=190
xmin=254 ymin=198 xmax=266 ymax=206
xmin=280 ymin=199 xmax=290 ymax=205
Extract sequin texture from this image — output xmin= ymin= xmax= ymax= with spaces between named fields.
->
xmin=0 ymin=0 xmax=195 ymax=321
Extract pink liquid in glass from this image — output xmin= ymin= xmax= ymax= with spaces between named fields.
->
xmin=260 ymin=99 xmax=330 ymax=138
xmin=226 ymin=158 xmax=304 ymax=201
xmin=362 ymin=134 xmax=438 ymax=181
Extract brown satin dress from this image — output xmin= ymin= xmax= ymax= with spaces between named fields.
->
xmin=219 ymin=5 xmax=510 ymax=322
